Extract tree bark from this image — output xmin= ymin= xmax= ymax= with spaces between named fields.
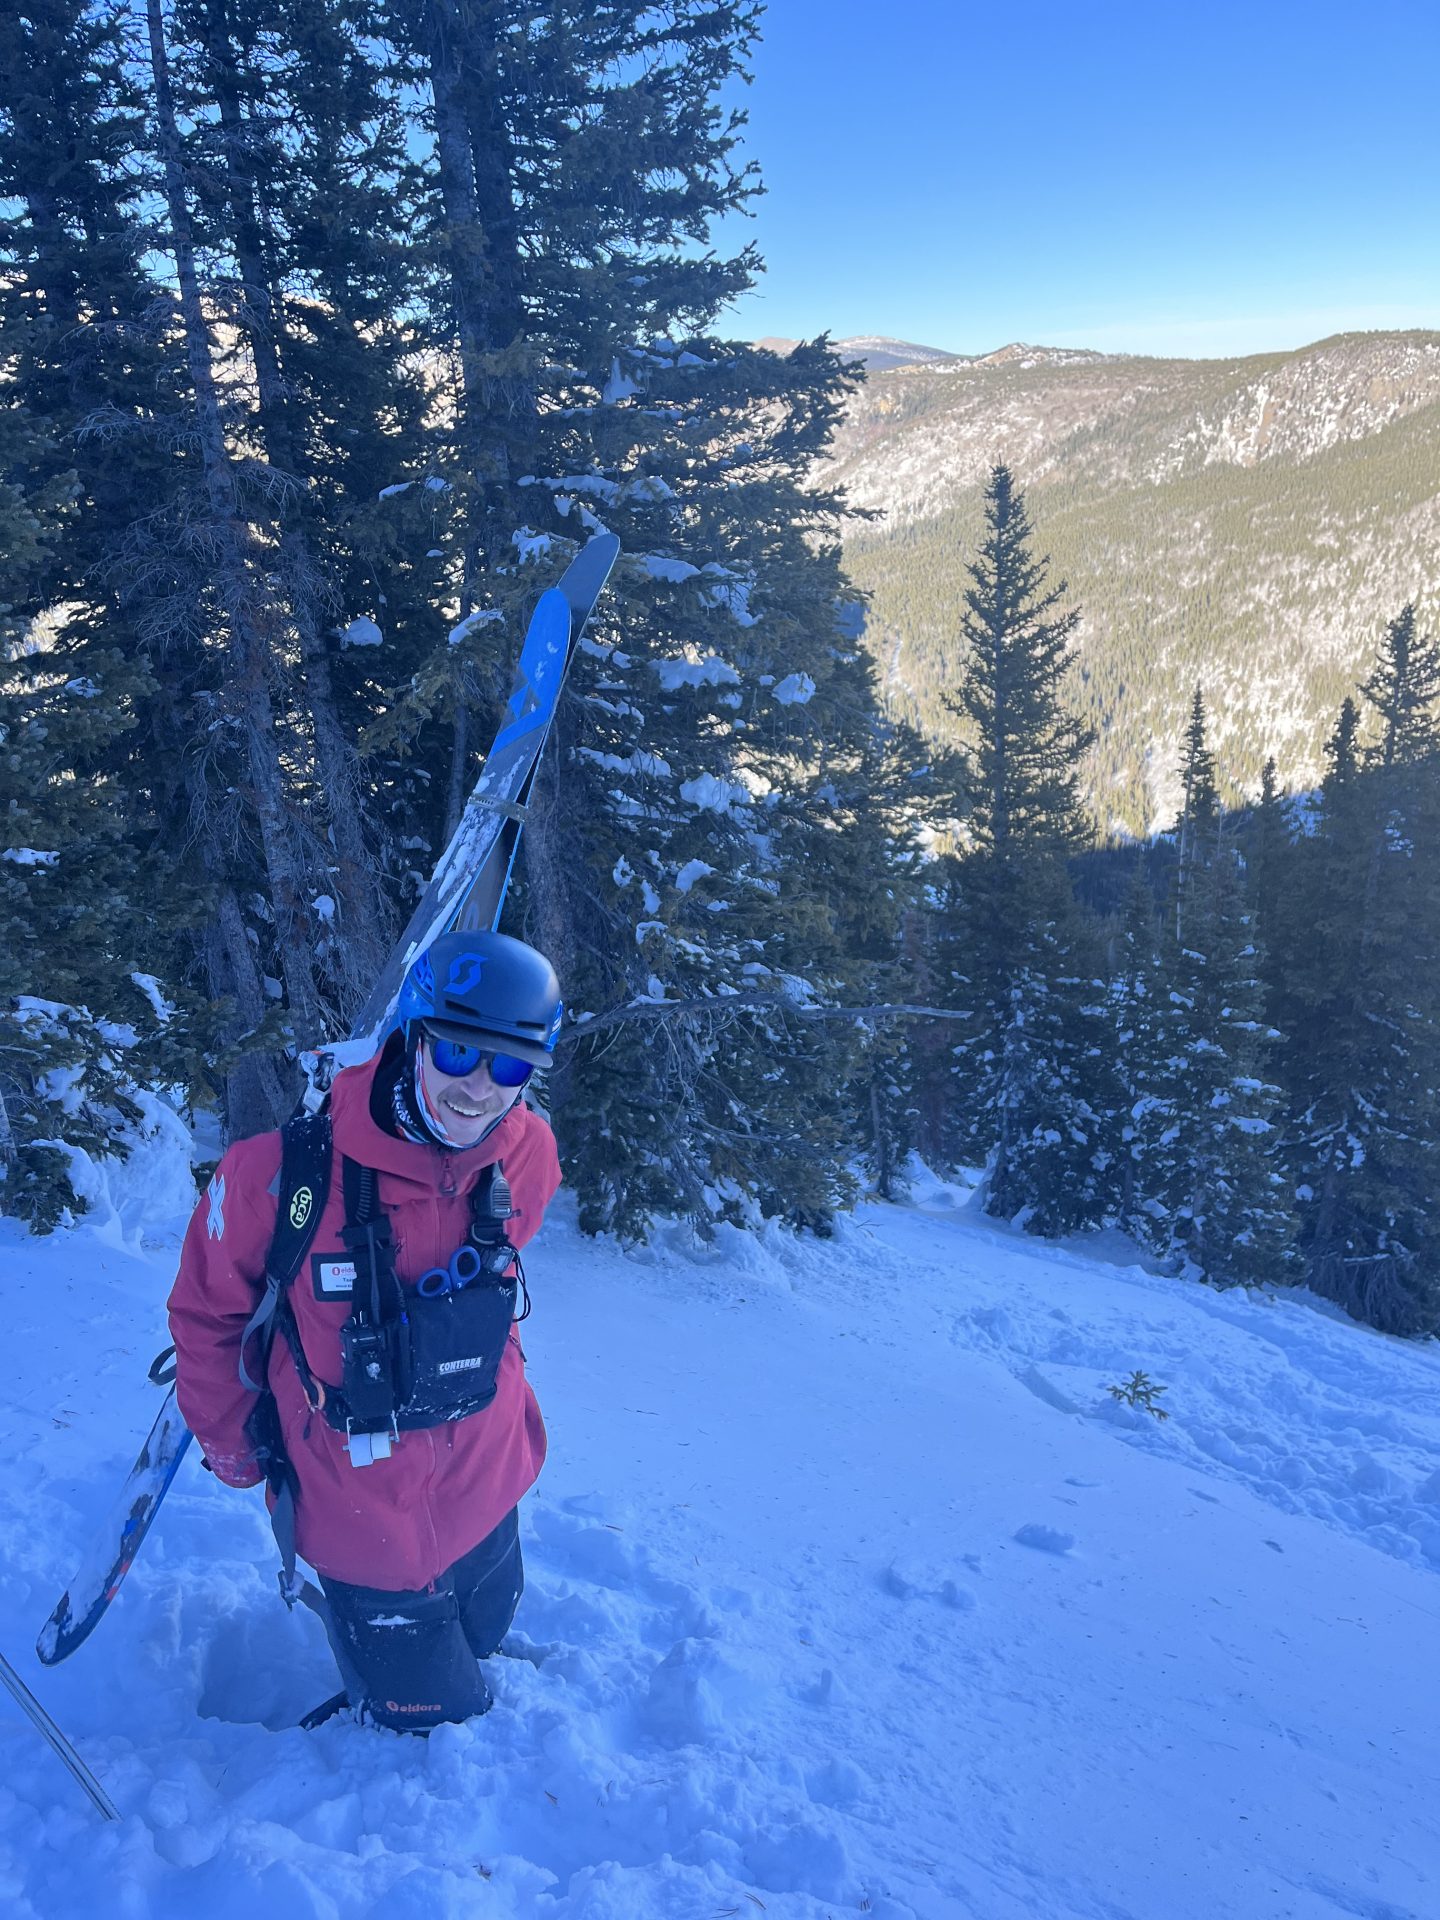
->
xmin=420 ymin=0 xmax=536 ymax=837
xmin=207 ymin=885 xmax=293 ymax=1139
xmin=869 ymin=1073 xmax=892 ymax=1201
xmin=146 ymin=0 xmax=325 ymax=1045
xmin=0 ymin=1083 xmax=15 ymax=1185
xmin=200 ymin=0 xmax=392 ymax=1013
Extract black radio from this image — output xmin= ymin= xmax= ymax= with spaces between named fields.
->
xmin=340 ymin=1318 xmax=401 ymax=1427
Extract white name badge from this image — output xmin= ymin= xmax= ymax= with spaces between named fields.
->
xmin=311 ymin=1256 xmax=358 ymax=1300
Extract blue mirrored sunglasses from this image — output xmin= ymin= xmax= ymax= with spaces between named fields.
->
xmin=424 ymin=1030 xmax=534 ymax=1087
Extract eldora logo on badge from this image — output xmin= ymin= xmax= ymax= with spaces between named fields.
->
xmin=289 ymin=1185 xmax=314 ymax=1231
xmin=311 ymin=1255 xmax=357 ymax=1300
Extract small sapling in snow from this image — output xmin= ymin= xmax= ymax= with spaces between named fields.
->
xmin=1106 ymin=1370 xmax=1170 ymax=1421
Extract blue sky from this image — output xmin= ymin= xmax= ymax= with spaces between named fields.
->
xmin=715 ymin=0 xmax=1440 ymax=359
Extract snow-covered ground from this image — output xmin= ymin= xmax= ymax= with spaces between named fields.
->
xmin=2 ymin=1144 xmax=1437 ymax=1920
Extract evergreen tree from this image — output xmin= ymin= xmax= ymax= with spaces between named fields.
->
xmin=1109 ymin=859 xmax=1171 ymax=1251
xmin=1174 ymin=686 xmax=1218 ymax=939
xmin=0 ymin=624 xmax=204 ymax=1227
xmin=0 ymin=392 xmax=207 ymax=1225
xmin=142 ymin=0 xmax=346 ymax=1059
xmin=831 ymin=714 xmax=958 ymax=1201
xmin=6 ymin=0 xmax=908 ymax=1234
xmin=1244 ymin=755 xmax=1286 ymax=980
xmin=1279 ymin=661 xmax=1440 ymax=1335
xmin=947 ymin=465 xmax=1094 ymax=863
xmin=164 ymin=0 xmax=426 ymax=1008
xmin=1359 ymin=603 xmax=1440 ymax=773
xmin=1153 ymin=699 xmax=1294 ymax=1285
xmin=543 ymin=399 xmax=906 ymax=1236
xmin=936 ymin=466 xmax=1111 ymax=1231
xmin=0 ymin=0 xmax=214 ymax=1219
xmin=1159 ymin=839 xmax=1296 ymax=1287
xmin=1325 ymin=696 xmax=1361 ymax=790
xmin=319 ymin=0 xmax=906 ymax=1238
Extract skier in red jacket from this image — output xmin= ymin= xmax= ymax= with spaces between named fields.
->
xmin=169 ymin=930 xmax=564 ymax=1731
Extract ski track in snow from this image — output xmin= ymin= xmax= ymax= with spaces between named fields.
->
xmin=1 ymin=1157 xmax=1437 ymax=1920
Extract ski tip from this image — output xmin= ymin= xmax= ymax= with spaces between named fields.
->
xmin=580 ymin=533 xmax=621 ymax=582
xmin=36 ymin=1601 xmax=71 ymax=1667
xmin=562 ymin=532 xmax=621 ymax=602
xmin=37 ymin=1587 xmax=110 ymax=1666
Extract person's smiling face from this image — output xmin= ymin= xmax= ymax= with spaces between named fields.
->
xmin=417 ymin=1037 xmax=515 ymax=1147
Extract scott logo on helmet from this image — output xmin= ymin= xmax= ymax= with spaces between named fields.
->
xmin=446 ymin=954 xmax=486 ymax=997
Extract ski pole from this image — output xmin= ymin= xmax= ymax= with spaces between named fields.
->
xmin=0 ymin=1650 xmax=119 ymax=1820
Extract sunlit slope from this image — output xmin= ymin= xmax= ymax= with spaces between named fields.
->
xmin=832 ymin=333 xmax=1440 ymax=836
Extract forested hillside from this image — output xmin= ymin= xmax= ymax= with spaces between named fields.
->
xmin=0 ymin=0 xmax=943 ymax=1238
xmin=831 ymin=333 xmax=1440 ymax=833
xmin=2 ymin=6 xmax=1436 ymax=1343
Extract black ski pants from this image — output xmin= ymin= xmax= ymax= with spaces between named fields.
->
xmin=318 ymin=1505 xmax=523 ymax=1733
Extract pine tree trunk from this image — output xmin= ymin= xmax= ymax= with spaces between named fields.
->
xmin=155 ymin=671 xmax=292 ymax=1135
xmin=427 ymin=4 xmax=494 ymax=838
xmin=1120 ymin=1132 xmax=1136 ymax=1228
xmin=421 ymin=0 xmax=536 ymax=837
xmin=145 ymin=0 xmax=324 ymax=1046
xmin=208 ymin=886 xmax=293 ymax=1139
xmin=870 ymin=1074 xmax=892 ymax=1200
xmin=202 ymin=3 xmax=392 ymax=1013
xmin=1309 ymin=1149 xmax=1344 ymax=1275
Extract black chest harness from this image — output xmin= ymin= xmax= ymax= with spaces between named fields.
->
xmin=237 ymin=1112 xmax=529 ymax=1603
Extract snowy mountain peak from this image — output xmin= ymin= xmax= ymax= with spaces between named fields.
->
xmin=755 ymin=334 xmax=1112 ymax=374
xmin=832 ymin=335 xmax=961 ymax=370
xmin=756 ymin=334 xmax=960 ymax=372
xmin=970 ymin=342 xmax=1110 ymax=368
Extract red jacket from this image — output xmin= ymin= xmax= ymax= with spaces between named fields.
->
xmin=168 ymin=1050 xmax=561 ymax=1588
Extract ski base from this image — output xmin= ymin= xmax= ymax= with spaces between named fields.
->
xmin=37 ymin=1391 xmax=192 ymax=1665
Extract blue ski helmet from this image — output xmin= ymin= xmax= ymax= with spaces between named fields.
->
xmin=396 ymin=930 xmax=564 ymax=1068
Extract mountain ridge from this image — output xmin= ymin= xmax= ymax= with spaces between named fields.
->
xmin=754 ymin=333 xmax=962 ymax=371
xmin=824 ymin=329 xmax=1440 ymax=837
xmin=755 ymin=334 xmax=1113 ymax=372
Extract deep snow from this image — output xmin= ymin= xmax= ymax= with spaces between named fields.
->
xmin=1 ymin=1141 xmax=1437 ymax=1919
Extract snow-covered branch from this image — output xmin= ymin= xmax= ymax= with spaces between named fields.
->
xmin=562 ymin=995 xmax=967 ymax=1044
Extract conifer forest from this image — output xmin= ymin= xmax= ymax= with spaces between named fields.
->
xmin=3 ymin=0 xmax=1437 ymax=1343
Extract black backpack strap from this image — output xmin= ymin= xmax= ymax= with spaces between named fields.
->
xmin=238 ymin=1111 xmax=334 ymax=1394
xmin=234 ymin=1110 xmax=333 ymax=1614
